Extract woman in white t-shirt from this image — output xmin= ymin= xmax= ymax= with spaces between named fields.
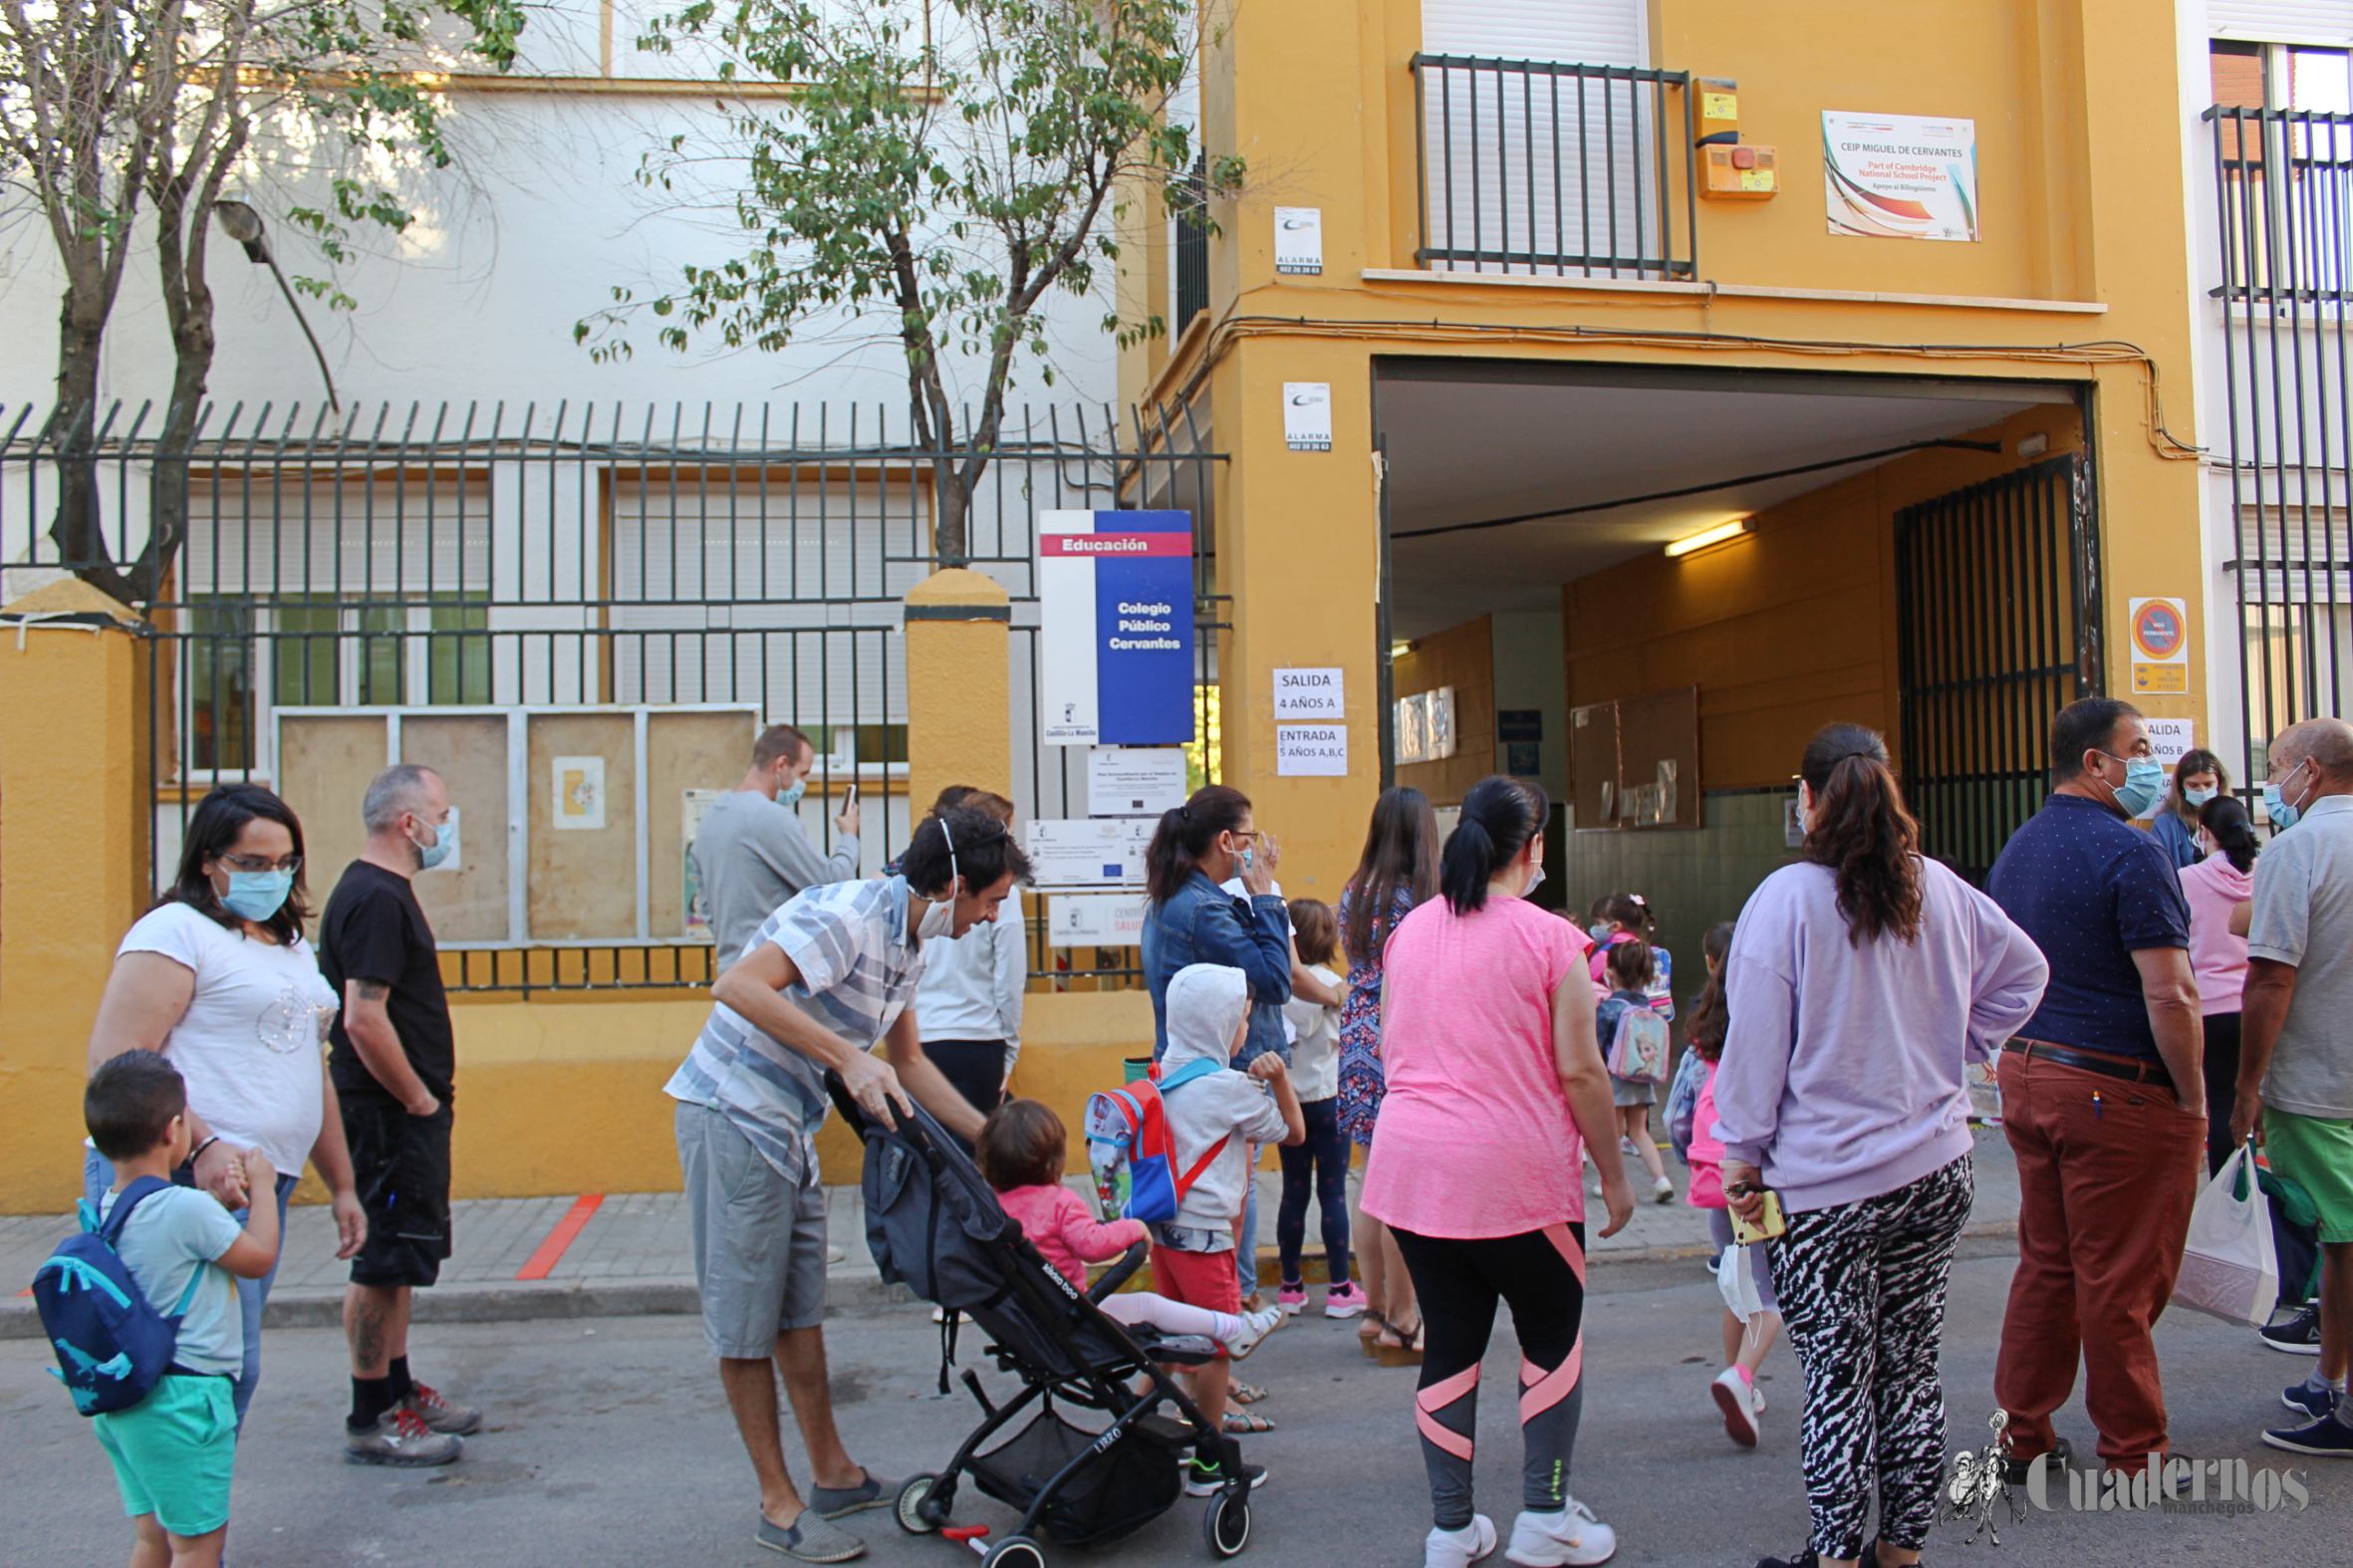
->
xmin=85 ymin=783 xmax=363 ymax=1426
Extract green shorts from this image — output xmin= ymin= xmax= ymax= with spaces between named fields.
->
xmin=2264 ymin=1109 xmax=2353 ymax=1245
xmin=92 ymin=1374 xmax=237 ymax=1537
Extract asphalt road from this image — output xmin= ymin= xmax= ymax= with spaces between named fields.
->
xmin=5 ymin=1241 xmax=2343 ymax=1566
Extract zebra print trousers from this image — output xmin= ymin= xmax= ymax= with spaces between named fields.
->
xmin=1768 ymin=1153 xmax=1974 ymax=1560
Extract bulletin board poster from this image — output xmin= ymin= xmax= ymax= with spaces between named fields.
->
xmin=1823 ymin=111 xmax=1978 ymax=242
xmin=680 ymin=787 xmax=726 ymax=939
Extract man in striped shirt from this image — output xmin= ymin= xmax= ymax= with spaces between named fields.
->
xmin=667 ymin=806 xmax=1031 ymax=1563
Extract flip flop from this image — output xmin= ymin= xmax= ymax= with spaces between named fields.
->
xmin=1221 ymin=1409 xmax=1276 ymax=1435
xmin=1229 ymin=1382 xmax=1268 ymax=1406
xmin=1357 ymin=1310 xmax=1388 ymax=1341
xmin=1379 ymin=1316 xmax=1424 ymax=1352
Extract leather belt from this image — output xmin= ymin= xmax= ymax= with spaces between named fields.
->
xmin=2001 ymin=1038 xmax=2176 ymax=1094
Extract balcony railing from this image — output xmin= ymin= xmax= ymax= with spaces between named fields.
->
xmin=1412 ymin=54 xmax=1695 ymax=281
xmin=2204 ymin=105 xmax=2353 ymax=305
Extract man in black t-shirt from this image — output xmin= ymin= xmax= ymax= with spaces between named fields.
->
xmin=320 ymin=763 xmax=477 ymax=1467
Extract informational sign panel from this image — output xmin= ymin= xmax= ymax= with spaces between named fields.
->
xmin=1276 ymin=723 xmax=1348 ymax=777
xmin=1274 ymin=207 xmax=1324 ymax=275
xmin=1823 ymin=111 xmax=1979 ymax=242
xmin=1047 ymin=893 xmax=1149 ymax=947
xmin=1273 ymin=666 xmax=1344 ymax=720
xmin=2129 ymin=597 xmax=2190 ymax=695
xmin=1038 ymin=510 xmax=1196 ymax=747
xmin=1087 ymin=747 xmax=1188 ymax=817
xmin=1024 ymin=818 xmax=1157 ymax=889
xmin=2145 ymin=717 xmax=2196 ymax=770
xmin=1284 ymin=384 xmax=1333 ymax=452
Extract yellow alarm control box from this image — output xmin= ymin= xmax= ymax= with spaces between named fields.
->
xmin=1702 ymin=142 xmax=1778 ymax=199
xmin=1696 ymin=78 xmax=1739 ymax=142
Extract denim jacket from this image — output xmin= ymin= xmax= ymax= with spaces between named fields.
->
xmin=1142 ymin=871 xmax=1294 ymax=1067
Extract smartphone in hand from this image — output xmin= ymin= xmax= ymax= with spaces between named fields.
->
xmin=1728 ymin=1188 xmax=1787 ymax=1245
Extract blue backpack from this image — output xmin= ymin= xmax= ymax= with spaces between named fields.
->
xmin=33 ymin=1176 xmax=203 ymax=1416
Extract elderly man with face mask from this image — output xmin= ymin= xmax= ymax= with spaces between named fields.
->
xmin=2232 ymin=717 xmax=2353 ymax=1458
xmin=1986 ymin=696 xmax=2205 ymax=1488
xmin=693 ymin=724 xmax=864 ymax=972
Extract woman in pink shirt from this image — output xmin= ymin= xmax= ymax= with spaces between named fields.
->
xmin=2180 ymin=794 xmax=2260 ymax=1176
xmin=1363 ymin=776 xmax=1635 ymax=1568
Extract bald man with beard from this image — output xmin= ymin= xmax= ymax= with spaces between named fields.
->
xmin=2234 ymin=716 xmax=2353 ymax=1457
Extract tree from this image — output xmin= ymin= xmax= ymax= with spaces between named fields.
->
xmin=582 ymin=0 xmax=1237 ymax=566
xmin=0 ymin=0 xmax=523 ymax=604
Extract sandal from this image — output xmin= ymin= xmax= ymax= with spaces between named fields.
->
xmin=1221 ymin=1409 xmax=1276 ymax=1435
xmin=1228 ymin=1382 xmax=1268 ymax=1406
xmin=1378 ymin=1316 xmax=1424 ymax=1352
xmin=1357 ymin=1310 xmax=1388 ymax=1341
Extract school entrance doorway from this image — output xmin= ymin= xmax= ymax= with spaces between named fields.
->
xmin=1373 ymin=360 xmax=2098 ymax=969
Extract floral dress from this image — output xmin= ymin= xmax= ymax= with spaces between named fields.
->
xmin=1335 ymin=883 xmax=1417 ymax=1146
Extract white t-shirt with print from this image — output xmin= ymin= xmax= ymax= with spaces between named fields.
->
xmin=117 ymin=904 xmax=340 ymax=1174
xmin=99 ymin=1183 xmax=247 ymax=1376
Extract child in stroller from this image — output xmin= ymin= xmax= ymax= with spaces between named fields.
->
xmin=830 ymin=1078 xmax=1267 ymax=1568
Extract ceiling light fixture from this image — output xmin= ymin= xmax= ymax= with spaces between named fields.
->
xmin=1390 ymin=640 xmax=1416 ymax=659
xmin=1664 ymin=517 xmax=1752 ymax=559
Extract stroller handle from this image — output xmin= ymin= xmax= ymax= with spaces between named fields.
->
xmin=1087 ymin=1238 xmax=1151 ymax=1304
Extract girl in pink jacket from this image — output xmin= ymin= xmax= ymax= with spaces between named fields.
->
xmin=979 ymin=1100 xmax=1283 ymax=1356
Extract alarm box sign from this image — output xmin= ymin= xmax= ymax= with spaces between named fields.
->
xmin=1038 ymin=510 xmax=1196 ymax=747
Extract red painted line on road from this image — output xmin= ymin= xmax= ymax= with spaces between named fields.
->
xmin=514 ymin=1194 xmax=603 ymax=1282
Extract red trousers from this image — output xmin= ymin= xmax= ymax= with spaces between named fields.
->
xmin=1993 ymin=1053 xmax=2204 ymax=1467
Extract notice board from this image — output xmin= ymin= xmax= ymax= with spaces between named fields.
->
xmin=1570 ymin=685 xmax=1701 ymax=831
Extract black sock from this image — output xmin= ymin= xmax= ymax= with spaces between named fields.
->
xmin=388 ymin=1355 xmax=414 ymax=1403
xmin=350 ymin=1375 xmax=397 ymax=1434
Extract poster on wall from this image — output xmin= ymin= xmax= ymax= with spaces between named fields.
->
xmin=1276 ymin=723 xmax=1348 ymax=777
xmin=1037 ymin=509 xmax=1196 ymax=747
xmin=2129 ymin=597 xmax=2191 ymax=695
xmin=552 ymin=755 xmax=606 ymax=831
xmin=2144 ymin=717 xmax=2197 ymax=770
xmin=680 ymin=787 xmax=725 ymax=938
xmin=1822 ymin=111 xmax=1978 ymax=242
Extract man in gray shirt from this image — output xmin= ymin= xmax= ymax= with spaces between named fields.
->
xmin=691 ymin=724 xmax=861 ymax=969
xmin=2234 ymin=716 xmax=2353 ymax=1458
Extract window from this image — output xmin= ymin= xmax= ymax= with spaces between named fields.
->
xmin=188 ymin=602 xmax=256 ymax=771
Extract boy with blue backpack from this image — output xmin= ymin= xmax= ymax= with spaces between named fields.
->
xmin=40 ymin=1051 xmax=279 ymax=1568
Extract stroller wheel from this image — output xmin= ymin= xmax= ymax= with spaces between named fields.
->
xmin=1203 ymin=1489 xmax=1251 ymax=1558
xmin=983 ymin=1535 xmax=1046 ymax=1568
xmin=896 ymin=1472 xmax=944 ymax=1534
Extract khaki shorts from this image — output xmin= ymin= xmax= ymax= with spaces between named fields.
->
xmin=674 ymin=1101 xmax=829 ymax=1357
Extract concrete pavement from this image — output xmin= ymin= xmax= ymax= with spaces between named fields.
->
xmin=3 ymin=1234 xmax=2339 ymax=1567
xmin=2 ymin=1126 xmax=2026 ymax=1336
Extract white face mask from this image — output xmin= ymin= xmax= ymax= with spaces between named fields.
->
xmin=917 ymin=888 xmax=957 ymax=940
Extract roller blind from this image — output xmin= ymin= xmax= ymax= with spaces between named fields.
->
xmin=2211 ymin=2 xmax=2353 ymax=43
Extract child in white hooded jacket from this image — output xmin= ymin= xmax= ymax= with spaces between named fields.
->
xmin=1152 ymin=962 xmax=1304 ymax=1494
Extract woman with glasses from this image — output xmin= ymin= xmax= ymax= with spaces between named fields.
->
xmin=85 ymin=783 xmax=366 ymax=1427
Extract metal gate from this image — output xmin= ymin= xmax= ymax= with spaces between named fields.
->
xmin=1895 ymin=454 xmax=2099 ymax=884
xmin=0 ymin=400 xmax=1224 ymax=992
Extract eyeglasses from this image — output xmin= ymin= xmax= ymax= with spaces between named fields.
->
xmin=219 ymin=853 xmax=302 ymax=874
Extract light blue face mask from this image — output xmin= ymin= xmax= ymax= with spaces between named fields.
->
xmin=2266 ymin=760 xmax=2314 ymax=831
xmin=2182 ymin=786 xmax=2218 ymax=808
xmin=222 ymin=870 xmax=293 ymax=921
xmin=2098 ymin=751 xmax=2165 ymax=819
xmin=1587 ymin=921 xmax=1612 ymax=943
xmin=778 ymin=778 xmax=807 ymax=808
xmin=414 ymin=817 xmax=456 ymax=872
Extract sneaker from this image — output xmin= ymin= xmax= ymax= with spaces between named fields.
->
xmin=809 ymin=1468 xmax=898 ymax=1518
xmin=1427 ymin=1514 xmax=1498 ymax=1568
xmin=1998 ymin=1434 xmax=2071 ymax=1485
xmin=2284 ymin=1378 xmax=2341 ymax=1421
xmin=401 ymin=1380 xmax=482 ymax=1437
xmin=345 ymin=1406 xmax=463 ymax=1466
xmin=1504 ymin=1498 xmax=1616 ymax=1566
xmin=1226 ymin=1306 xmax=1287 ymax=1360
xmin=1651 ymin=1175 xmax=1675 ymax=1204
xmin=2262 ymin=1408 xmax=2353 ymax=1457
xmin=1711 ymin=1366 xmax=1760 ymax=1448
xmin=2261 ymin=1303 xmax=2323 ymax=1355
xmin=1183 ymin=1455 xmax=1269 ymax=1496
xmin=1324 ymin=1280 xmax=1370 ymax=1319
xmin=1276 ymin=1281 xmax=1308 ymax=1316
xmin=1620 ymin=1137 xmax=1638 ymax=1156
xmin=754 ymin=1507 xmax=866 ymax=1562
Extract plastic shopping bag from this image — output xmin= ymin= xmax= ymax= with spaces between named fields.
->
xmin=2173 ymin=1142 xmax=2278 ymax=1328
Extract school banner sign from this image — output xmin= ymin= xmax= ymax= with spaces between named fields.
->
xmin=1823 ymin=111 xmax=1978 ymax=242
xmin=1038 ymin=510 xmax=1196 ymax=747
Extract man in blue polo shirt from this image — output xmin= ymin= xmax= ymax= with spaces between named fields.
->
xmin=1986 ymin=696 xmax=2205 ymax=1483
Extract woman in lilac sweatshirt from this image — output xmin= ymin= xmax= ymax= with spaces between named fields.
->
xmin=1717 ymin=723 xmax=2047 ymax=1568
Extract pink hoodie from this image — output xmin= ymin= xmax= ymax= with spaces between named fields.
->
xmin=2179 ymin=854 xmax=2255 ymax=1015
xmin=996 ymin=1182 xmax=1148 ymax=1289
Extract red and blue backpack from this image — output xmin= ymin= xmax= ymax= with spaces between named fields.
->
xmin=1083 ymin=1059 xmax=1229 ymax=1224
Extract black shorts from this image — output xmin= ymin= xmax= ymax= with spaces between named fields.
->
xmin=343 ymin=1096 xmax=454 ymax=1288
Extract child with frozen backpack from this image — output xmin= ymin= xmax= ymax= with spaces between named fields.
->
xmin=1597 ymin=939 xmax=1677 ymax=1203
xmin=1682 ymin=923 xmax=1783 ymax=1447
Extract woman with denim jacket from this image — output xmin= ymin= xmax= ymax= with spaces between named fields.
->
xmin=1143 ymin=785 xmax=1295 ymax=1322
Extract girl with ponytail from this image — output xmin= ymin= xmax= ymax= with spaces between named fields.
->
xmin=1716 ymin=724 xmax=2049 ymax=1568
xmin=2181 ymin=794 xmax=2262 ymax=1176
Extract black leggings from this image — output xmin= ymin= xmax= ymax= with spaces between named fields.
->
xmin=919 ymin=1040 xmax=1005 ymax=1153
xmin=1390 ymin=1223 xmax=1588 ymax=1531
xmin=1276 ymin=1099 xmax=1351 ymax=1286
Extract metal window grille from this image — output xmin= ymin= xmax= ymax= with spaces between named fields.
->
xmin=1895 ymin=454 xmax=2099 ymax=886
xmin=1 ymin=400 xmax=1225 ymax=993
xmin=1173 ymin=157 xmax=1210 ymax=333
xmin=1411 ymin=54 xmax=1697 ymax=280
